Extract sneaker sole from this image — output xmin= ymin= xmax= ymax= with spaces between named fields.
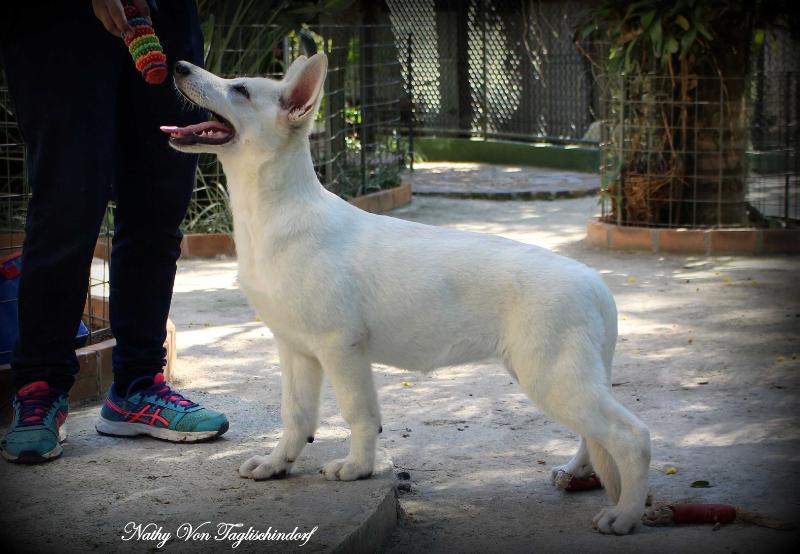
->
xmin=1 ymin=425 xmax=67 ymax=464
xmin=95 ymin=416 xmax=228 ymax=443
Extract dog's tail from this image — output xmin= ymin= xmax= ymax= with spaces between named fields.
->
xmin=587 ymin=438 xmax=621 ymax=504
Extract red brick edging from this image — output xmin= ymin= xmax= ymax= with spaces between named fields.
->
xmin=347 ymin=182 xmax=413 ymax=215
xmin=587 ymin=221 xmax=800 ymax=255
xmin=177 ymin=183 xmax=413 ymax=259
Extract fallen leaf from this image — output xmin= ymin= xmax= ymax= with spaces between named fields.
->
xmin=629 ymin=277 xmax=636 ymax=283
xmin=402 ymin=381 xmax=413 ymax=387
xmin=776 ymin=356 xmax=785 ymax=363
xmin=665 ymin=467 xmax=678 ymax=475
xmin=687 ymin=337 xmax=693 ymax=345
xmin=537 ymin=460 xmax=546 ymax=465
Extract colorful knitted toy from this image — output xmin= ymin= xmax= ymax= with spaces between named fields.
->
xmin=122 ymin=2 xmax=167 ymax=85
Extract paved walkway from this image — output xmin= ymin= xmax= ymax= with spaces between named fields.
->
xmin=410 ymin=162 xmax=600 ymax=200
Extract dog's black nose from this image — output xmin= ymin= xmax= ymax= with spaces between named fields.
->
xmin=174 ymin=62 xmax=191 ymax=76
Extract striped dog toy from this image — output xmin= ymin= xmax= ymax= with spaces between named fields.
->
xmin=122 ymin=2 xmax=167 ymax=84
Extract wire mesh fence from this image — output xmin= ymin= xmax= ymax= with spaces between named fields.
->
xmin=597 ymin=37 xmax=799 ymax=229
xmin=190 ymin=23 xmax=409 ymax=236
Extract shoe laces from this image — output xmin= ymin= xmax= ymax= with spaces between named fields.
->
xmin=128 ymin=374 xmax=196 ymax=408
xmin=150 ymin=382 xmax=196 ymax=408
xmin=17 ymin=383 xmax=58 ymax=427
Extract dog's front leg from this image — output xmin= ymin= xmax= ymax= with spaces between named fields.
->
xmin=239 ymin=340 xmax=323 ymax=480
xmin=319 ymin=348 xmax=381 ymax=481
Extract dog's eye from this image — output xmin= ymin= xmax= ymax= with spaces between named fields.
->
xmin=232 ymin=84 xmax=250 ymax=100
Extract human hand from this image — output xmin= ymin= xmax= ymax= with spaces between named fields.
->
xmin=91 ymin=0 xmax=151 ymax=39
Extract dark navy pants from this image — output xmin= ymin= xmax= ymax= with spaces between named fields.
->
xmin=1 ymin=1 xmax=205 ymax=392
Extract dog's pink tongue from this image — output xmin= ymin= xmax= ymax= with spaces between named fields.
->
xmin=160 ymin=125 xmax=190 ymax=136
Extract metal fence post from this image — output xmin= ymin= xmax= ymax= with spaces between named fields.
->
xmin=481 ymin=0 xmax=488 ymax=140
xmin=784 ymin=71 xmax=792 ymax=224
xmin=617 ymin=73 xmax=624 ymax=226
xmin=359 ymin=25 xmax=368 ymax=195
xmin=407 ymin=32 xmax=414 ymax=172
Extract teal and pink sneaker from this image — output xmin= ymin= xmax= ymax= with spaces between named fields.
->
xmin=95 ymin=373 xmax=228 ymax=442
xmin=1 ymin=381 xmax=68 ymax=464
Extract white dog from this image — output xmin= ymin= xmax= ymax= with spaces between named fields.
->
xmin=162 ymin=53 xmax=651 ymax=534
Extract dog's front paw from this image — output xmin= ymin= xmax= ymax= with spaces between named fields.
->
xmin=238 ymin=455 xmax=292 ymax=480
xmin=321 ymin=457 xmax=373 ymax=481
xmin=592 ymin=506 xmax=641 ymax=535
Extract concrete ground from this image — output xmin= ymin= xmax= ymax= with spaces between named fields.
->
xmin=1 ymin=187 xmax=799 ymax=553
xmin=383 ymin=196 xmax=800 ymax=553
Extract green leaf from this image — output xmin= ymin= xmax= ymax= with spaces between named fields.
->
xmin=690 ymin=480 xmax=712 ymax=488
xmin=666 ymin=36 xmax=679 ymax=54
xmin=624 ymin=36 xmax=640 ymax=73
xmin=675 ymin=15 xmax=690 ymax=31
xmin=641 ymin=10 xmax=655 ymax=29
xmin=696 ymin=22 xmax=713 ymax=41
xmin=650 ymin=19 xmax=663 ymax=58
xmin=754 ymin=28 xmax=765 ymax=46
xmin=680 ymin=27 xmax=698 ymax=58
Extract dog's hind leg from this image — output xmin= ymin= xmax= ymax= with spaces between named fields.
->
xmin=318 ymin=347 xmax=381 ymax=481
xmin=513 ymin=350 xmax=650 ymax=534
xmin=239 ymin=339 xmax=323 ymax=480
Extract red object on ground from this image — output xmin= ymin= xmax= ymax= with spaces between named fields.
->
xmin=564 ymin=473 xmax=603 ymax=492
xmin=670 ymin=504 xmax=737 ymax=524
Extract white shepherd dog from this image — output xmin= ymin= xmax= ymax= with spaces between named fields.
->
xmin=162 ymin=53 xmax=650 ymax=534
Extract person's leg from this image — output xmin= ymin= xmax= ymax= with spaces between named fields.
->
xmin=95 ymin=1 xmax=228 ymax=443
xmin=1 ymin=3 xmax=122 ymax=392
xmin=109 ymin=0 xmax=205 ymax=391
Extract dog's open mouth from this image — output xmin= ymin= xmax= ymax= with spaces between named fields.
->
xmin=160 ymin=111 xmax=235 ymax=146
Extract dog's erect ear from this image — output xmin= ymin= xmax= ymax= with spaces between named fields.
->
xmin=281 ymin=55 xmax=308 ymax=83
xmin=281 ymin=53 xmax=327 ymax=125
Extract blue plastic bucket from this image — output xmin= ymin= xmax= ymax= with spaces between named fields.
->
xmin=1 ymin=252 xmax=91 ymax=364
xmin=0 ymin=252 xmax=22 ymax=365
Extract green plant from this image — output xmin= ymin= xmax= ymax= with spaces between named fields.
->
xmin=183 ymin=164 xmax=233 ymax=234
xmin=198 ymin=0 xmax=357 ymax=77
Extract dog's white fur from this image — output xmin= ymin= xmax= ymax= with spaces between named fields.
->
xmin=170 ymin=54 xmax=651 ymax=534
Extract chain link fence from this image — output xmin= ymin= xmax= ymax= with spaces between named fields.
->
xmin=387 ymin=0 xmax=595 ymax=142
xmin=746 ymin=31 xmax=799 ymax=224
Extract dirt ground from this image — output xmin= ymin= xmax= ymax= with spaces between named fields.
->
xmin=381 ymin=196 xmax=800 ymax=553
xmin=2 ymin=193 xmax=798 ymax=553
xmin=168 ymin=194 xmax=799 ymax=553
